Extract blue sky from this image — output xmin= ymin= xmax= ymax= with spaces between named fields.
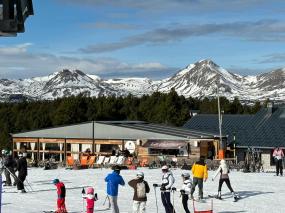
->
xmin=1 ymin=0 xmax=285 ymax=79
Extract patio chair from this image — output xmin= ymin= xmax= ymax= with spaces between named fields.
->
xmin=103 ymin=157 xmax=110 ymax=168
xmin=140 ymin=158 xmax=148 ymax=167
xmin=109 ymin=156 xmax=118 ymax=165
xmin=66 ymin=156 xmax=75 ymax=169
xmin=88 ymin=156 xmax=96 ymax=168
xmin=116 ymin=156 xmax=125 ymax=165
xmin=80 ymin=156 xmax=88 ymax=167
xmin=94 ymin=156 xmax=105 ymax=168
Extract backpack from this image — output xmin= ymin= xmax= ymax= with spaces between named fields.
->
xmin=136 ymin=181 xmax=146 ymax=199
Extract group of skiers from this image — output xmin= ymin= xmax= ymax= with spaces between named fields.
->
xmin=1 ymin=149 xmax=28 ymax=193
xmin=1 ymin=151 xmax=240 ymax=213
xmin=102 ymin=156 xmax=239 ymax=213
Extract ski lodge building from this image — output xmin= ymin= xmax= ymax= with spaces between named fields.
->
xmin=11 ymin=121 xmax=221 ymax=164
xmin=183 ymin=104 xmax=285 ymax=171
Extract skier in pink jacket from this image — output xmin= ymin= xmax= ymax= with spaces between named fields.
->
xmin=82 ymin=187 xmax=98 ymax=213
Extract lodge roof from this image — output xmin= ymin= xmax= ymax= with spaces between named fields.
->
xmin=183 ymin=105 xmax=285 ymax=148
xmin=12 ymin=120 xmax=216 ymax=141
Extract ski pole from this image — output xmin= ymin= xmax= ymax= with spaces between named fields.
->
xmin=3 ymin=165 xmax=29 ymax=192
xmin=153 ymin=186 xmax=158 ymax=213
xmin=82 ymin=188 xmax=85 ymax=213
xmin=25 ymin=179 xmax=34 ymax=191
xmin=172 ymin=188 xmax=175 ymax=213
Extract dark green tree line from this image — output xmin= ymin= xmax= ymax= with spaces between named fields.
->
xmin=0 ymin=91 xmax=262 ymax=150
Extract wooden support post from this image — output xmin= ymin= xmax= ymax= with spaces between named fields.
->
xmin=64 ymin=139 xmax=67 ymax=166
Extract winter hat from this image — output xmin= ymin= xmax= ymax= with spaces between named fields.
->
xmin=220 ymin=159 xmax=226 ymax=165
xmin=181 ymin=172 xmax=190 ymax=178
xmin=52 ymin=179 xmax=59 ymax=184
xmin=23 ymin=152 xmax=27 ymax=157
xmin=113 ymin=165 xmax=121 ymax=171
xmin=162 ymin=165 xmax=168 ymax=170
xmin=136 ymin=171 xmax=144 ymax=178
xmin=86 ymin=187 xmax=94 ymax=194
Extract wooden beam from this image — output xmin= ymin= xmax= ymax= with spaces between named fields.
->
xmin=39 ymin=138 xmax=65 ymax=143
xmin=95 ymin=140 xmax=123 ymax=145
xmin=13 ymin=137 xmax=38 ymax=143
xmin=66 ymin=139 xmax=93 ymax=144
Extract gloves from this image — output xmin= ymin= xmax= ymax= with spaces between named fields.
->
xmin=82 ymin=188 xmax=85 ymax=194
xmin=180 ymin=189 xmax=185 ymax=194
xmin=160 ymin=185 xmax=166 ymax=191
xmin=95 ymin=193 xmax=98 ymax=201
xmin=153 ymin=183 xmax=159 ymax=187
xmin=171 ymin=187 xmax=176 ymax=191
xmin=211 ymin=178 xmax=214 ymax=181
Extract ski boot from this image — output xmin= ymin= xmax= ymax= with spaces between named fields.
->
xmin=232 ymin=192 xmax=239 ymax=202
xmin=217 ymin=191 xmax=222 ymax=200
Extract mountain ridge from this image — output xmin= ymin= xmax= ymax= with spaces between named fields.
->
xmin=0 ymin=59 xmax=284 ymax=102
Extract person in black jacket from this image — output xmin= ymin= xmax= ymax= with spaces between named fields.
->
xmin=3 ymin=150 xmax=17 ymax=186
xmin=16 ymin=152 xmax=28 ymax=193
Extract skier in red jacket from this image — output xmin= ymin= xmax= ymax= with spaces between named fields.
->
xmin=53 ymin=179 xmax=67 ymax=213
xmin=82 ymin=187 xmax=98 ymax=213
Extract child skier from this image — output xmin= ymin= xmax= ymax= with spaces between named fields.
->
xmin=82 ymin=187 xmax=98 ymax=213
xmin=179 ymin=173 xmax=192 ymax=213
xmin=212 ymin=159 xmax=239 ymax=201
xmin=53 ymin=179 xmax=67 ymax=213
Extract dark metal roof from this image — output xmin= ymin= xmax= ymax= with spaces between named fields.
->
xmin=183 ymin=106 xmax=285 ymax=148
xmin=12 ymin=120 xmax=216 ymax=140
xmin=97 ymin=121 xmax=216 ymax=139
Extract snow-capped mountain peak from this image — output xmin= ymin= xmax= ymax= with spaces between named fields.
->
xmin=0 ymin=60 xmax=284 ymax=102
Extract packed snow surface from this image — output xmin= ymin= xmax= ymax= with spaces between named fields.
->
xmin=2 ymin=168 xmax=285 ymax=213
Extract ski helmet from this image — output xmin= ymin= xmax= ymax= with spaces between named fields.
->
xmin=86 ymin=187 xmax=94 ymax=194
xmin=136 ymin=171 xmax=144 ymax=178
xmin=52 ymin=179 xmax=59 ymax=184
xmin=162 ymin=165 xmax=169 ymax=173
xmin=181 ymin=172 xmax=190 ymax=178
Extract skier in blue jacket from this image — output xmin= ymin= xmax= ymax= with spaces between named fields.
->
xmin=105 ymin=165 xmax=125 ymax=213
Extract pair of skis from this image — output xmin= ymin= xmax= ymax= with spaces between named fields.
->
xmin=208 ymin=194 xmax=240 ymax=202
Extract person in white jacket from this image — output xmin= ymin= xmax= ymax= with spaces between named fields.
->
xmin=179 ymin=173 xmax=192 ymax=213
xmin=212 ymin=159 xmax=238 ymax=200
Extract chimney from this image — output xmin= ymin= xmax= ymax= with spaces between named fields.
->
xmin=267 ymin=102 xmax=273 ymax=114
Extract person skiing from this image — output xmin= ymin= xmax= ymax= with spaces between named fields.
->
xmin=212 ymin=159 xmax=239 ymax=201
xmin=179 ymin=173 xmax=192 ymax=213
xmin=153 ymin=165 xmax=176 ymax=213
xmin=53 ymin=178 xmax=67 ymax=213
xmin=191 ymin=156 xmax=208 ymax=200
xmin=105 ymin=165 xmax=125 ymax=213
xmin=3 ymin=150 xmax=17 ymax=186
xmin=16 ymin=152 xmax=28 ymax=193
xmin=128 ymin=171 xmax=150 ymax=213
xmin=273 ymin=147 xmax=284 ymax=176
xmin=82 ymin=187 xmax=98 ymax=213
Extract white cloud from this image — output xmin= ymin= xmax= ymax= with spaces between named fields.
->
xmin=0 ymin=43 xmax=32 ymax=55
xmin=0 ymin=44 xmax=168 ymax=79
